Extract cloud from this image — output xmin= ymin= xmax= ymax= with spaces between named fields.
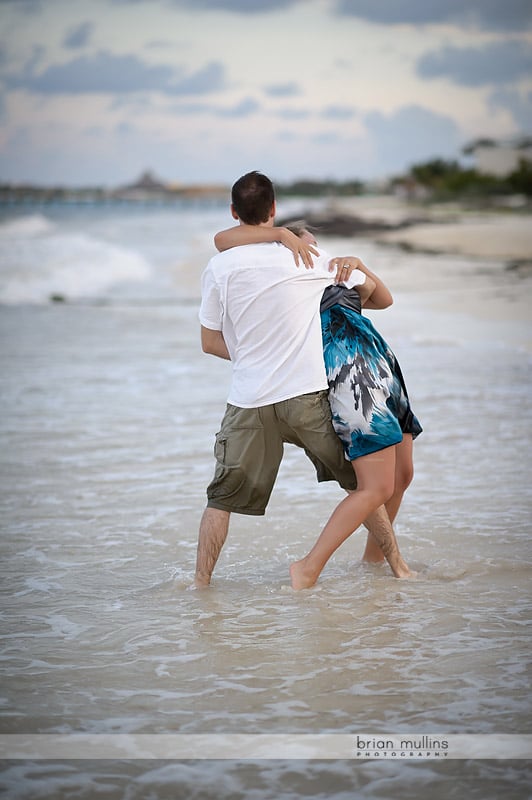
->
xmin=489 ymin=88 xmax=532 ymax=130
xmin=0 ymin=0 xmax=43 ymax=14
xmin=108 ymin=93 xmax=155 ymax=111
xmin=263 ymin=82 xmax=300 ymax=97
xmin=146 ymin=39 xmax=176 ymax=50
xmin=112 ymin=0 xmax=300 ymax=10
xmin=311 ymin=131 xmax=343 ymax=144
xmin=7 ymin=43 xmax=47 ymax=77
xmin=170 ymin=61 xmax=226 ymax=95
xmin=63 ymin=21 xmax=94 ymax=49
xmin=170 ymin=0 xmax=299 ymax=12
xmin=334 ymin=0 xmax=532 ymax=31
xmin=115 ymin=120 xmax=136 ymax=136
xmin=5 ymin=51 xmax=227 ymax=95
xmin=364 ymin=105 xmax=461 ymax=174
xmin=217 ymin=97 xmax=260 ymax=117
xmin=417 ymin=41 xmax=532 ymax=87
xmin=320 ymin=105 xmax=356 ymax=120
xmin=276 ymin=108 xmax=311 ymax=119
xmin=173 ymin=96 xmax=260 ymax=117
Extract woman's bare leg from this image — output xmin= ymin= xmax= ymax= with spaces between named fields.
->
xmin=362 ymin=434 xmax=414 ymax=563
xmin=386 ymin=434 xmax=414 ymax=523
xmin=290 ymin=447 xmax=412 ymax=589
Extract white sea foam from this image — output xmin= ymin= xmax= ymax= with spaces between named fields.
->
xmin=0 ymin=212 xmax=56 ymax=237
xmin=0 ymin=227 xmax=151 ymax=304
xmin=0 ymin=203 xmax=234 ymax=304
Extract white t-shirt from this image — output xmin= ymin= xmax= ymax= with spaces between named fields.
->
xmin=199 ymin=242 xmax=365 ymax=408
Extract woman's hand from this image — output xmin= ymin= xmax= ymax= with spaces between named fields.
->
xmin=328 ymin=256 xmax=364 ymax=283
xmin=279 ymin=228 xmax=319 ymax=269
xmin=328 ymin=255 xmax=393 ymax=307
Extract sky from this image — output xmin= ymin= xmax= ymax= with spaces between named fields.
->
xmin=0 ymin=0 xmax=531 ymax=187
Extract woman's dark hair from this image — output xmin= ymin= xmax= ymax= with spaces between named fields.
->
xmin=231 ymin=171 xmax=275 ymax=225
xmin=285 ymin=220 xmax=309 ymax=238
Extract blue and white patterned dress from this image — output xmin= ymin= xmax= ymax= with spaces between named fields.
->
xmin=320 ymin=286 xmax=422 ymax=460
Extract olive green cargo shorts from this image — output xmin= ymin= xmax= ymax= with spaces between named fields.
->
xmin=206 ymin=390 xmax=356 ymax=516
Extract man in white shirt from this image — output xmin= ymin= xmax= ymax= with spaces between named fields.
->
xmin=194 ymin=171 xmax=410 ymax=588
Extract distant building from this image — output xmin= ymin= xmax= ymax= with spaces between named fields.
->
xmin=113 ymin=170 xmax=171 ymax=199
xmin=111 ymin=170 xmax=227 ymax=201
xmin=390 ymin=175 xmax=431 ymax=201
xmin=463 ymin=138 xmax=532 ymax=177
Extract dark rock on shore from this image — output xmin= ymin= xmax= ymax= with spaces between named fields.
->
xmin=276 ymin=211 xmax=432 ymax=237
xmin=505 ymin=259 xmax=532 ymax=276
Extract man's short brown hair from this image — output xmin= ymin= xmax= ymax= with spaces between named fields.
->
xmin=231 ymin=171 xmax=275 ymax=225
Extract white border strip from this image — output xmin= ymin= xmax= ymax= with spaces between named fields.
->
xmin=0 ymin=734 xmax=531 ymax=760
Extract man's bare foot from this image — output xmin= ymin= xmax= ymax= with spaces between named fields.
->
xmin=390 ymin=557 xmax=416 ymax=579
xmin=289 ymin=559 xmax=318 ymax=590
xmin=188 ymin=574 xmax=211 ymax=590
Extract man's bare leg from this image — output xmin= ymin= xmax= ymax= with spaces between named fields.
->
xmin=362 ymin=435 xmax=414 ymax=563
xmin=193 ymin=507 xmax=230 ymax=588
xmin=363 ymin=505 xmax=411 ymax=578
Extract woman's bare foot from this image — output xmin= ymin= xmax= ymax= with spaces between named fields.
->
xmin=289 ymin=559 xmax=318 ymax=590
xmin=361 ymin=536 xmax=386 ymax=564
xmin=362 ymin=554 xmax=386 ymax=565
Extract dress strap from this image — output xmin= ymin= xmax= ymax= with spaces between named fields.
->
xmin=320 ymin=285 xmax=362 ymax=314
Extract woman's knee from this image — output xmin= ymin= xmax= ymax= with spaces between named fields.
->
xmin=380 ymin=479 xmax=396 ymax=505
xmin=354 ymin=448 xmax=396 ymax=504
xmin=395 ymin=435 xmax=414 ymax=491
xmin=395 ymin=462 xmax=414 ymax=493
xmin=366 ymin=476 xmax=395 ymax=507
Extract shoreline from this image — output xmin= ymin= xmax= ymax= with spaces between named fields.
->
xmin=374 ymin=214 xmax=532 ymax=263
xmin=303 ymin=202 xmax=532 ymax=347
xmin=278 ymin=196 xmax=532 ymax=263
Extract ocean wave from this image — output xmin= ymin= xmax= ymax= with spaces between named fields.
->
xmin=0 ymin=228 xmax=152 ymax=304
xmin=0 ymin=213 xmax=56 ymax=237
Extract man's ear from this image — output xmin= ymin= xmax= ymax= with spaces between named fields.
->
xmin=230 ymin=204 xmax=239 ymax=221
xmin=270 ymin=201 xmax=276 ymax=220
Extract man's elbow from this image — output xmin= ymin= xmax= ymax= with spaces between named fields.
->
xmin=202 ymin=338 xmax=219 ymax=356
xmin=201 ymin=330 xmax=217 ymax=354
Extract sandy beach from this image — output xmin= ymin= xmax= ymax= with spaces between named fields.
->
xmin=375 ymin=210 xmax=532 ymax=261
xmin=374 ymin=207 xmax=532 ymax=333
xmin=289 ymin=198 xmax=532 ymax=336
xmin=306 ymin=195 xmax=531 ymax=258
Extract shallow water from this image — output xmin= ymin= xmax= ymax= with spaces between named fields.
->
xmin=1 ymin=204 xmax=531 ymax=797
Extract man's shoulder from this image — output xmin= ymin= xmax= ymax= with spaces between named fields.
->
xmin=217 ymin=242 xmax=283 ymax=259
xmin=205 ymin=243 xmax=331 ymax=279
xmin=207 ymin=242 xmax=290 ymax=270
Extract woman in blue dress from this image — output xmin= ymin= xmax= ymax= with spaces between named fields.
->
xmin=290 ymin=224 xmax=422 ymax=566
xmin=214 ymin=221 xmax=421 ymax=585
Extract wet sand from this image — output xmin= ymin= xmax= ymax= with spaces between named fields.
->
xmin=375 ymin=211 xmax=532 ymax=262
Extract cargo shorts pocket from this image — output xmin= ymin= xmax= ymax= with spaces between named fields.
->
xmin=207 ymin=433 xmax=245 ymax=498
xmin=283 ymin=390 xmax=332 ymax=432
